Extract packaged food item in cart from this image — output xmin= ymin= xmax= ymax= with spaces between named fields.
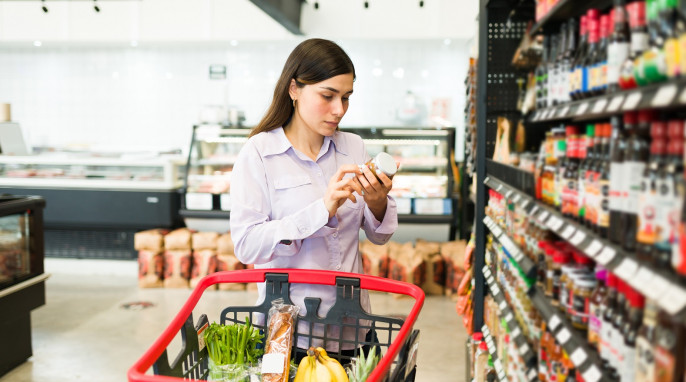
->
xmin=262 ymin=299 xmax=300 ymax=382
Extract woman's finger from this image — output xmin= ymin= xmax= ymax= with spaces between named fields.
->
xmin=334 ymin=164 xmax=362 ymax=181
xmin=360 ymin=165 xmax=381 ymax=192
xmin=375 ymin=171 xmax=393 ymax=188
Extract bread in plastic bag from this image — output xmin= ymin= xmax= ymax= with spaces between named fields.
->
xmin=261 ymin=299 xmax=300 ymax=382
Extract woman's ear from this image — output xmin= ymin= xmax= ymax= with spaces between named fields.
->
xmin=288 ymin=78 xmax=299 ymax=100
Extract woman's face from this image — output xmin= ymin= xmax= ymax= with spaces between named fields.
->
xmin=291 ymin=73 xmax=354 ymax=137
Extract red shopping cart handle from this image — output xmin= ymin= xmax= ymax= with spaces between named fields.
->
xmin=128 ymin=268 xmax=425 ymax=382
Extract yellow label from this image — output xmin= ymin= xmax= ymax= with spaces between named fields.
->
xmin=665 ymin=38 xmax=680 ymax=79
xmin=679 ymin=34 xmax=686 ymax=75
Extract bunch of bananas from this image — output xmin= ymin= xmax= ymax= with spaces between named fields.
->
xmin=294 ymin=347 xmax=349 ymax=382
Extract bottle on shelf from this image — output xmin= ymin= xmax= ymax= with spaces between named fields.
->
xmin=537 ymin=35 xmax=550 ymax=109
xmin=548 ymin=33 xmax=560 ymax=108
xmin=583 ymin=9 xmax=602 ymax=98
xmin=571 ymin=15 xmax=589 ymax=100
xmin=578 ymin=124 xmax=594 ymax=224
xmin=563 ymin=126 xmax=580 ymax=219
xmin=661 ymin=0 xmax=681 ymax=79
xmin=600 ymin=273 xmax=618 ymax=374
xmin=609 ymin=113 xmax=633 ymax=244
xmin=620 ymin=286 xmax=645 ymax=382
xmin=624 ymin=110 xmax=655 ymax=253
xmin=635 ymin=299 xmax=659 ymax=382
xmin=638 ymin=0 xmax=668 ymax=84
xmin=656 ymin=120 xmax=684 ymax=269
xmin=588 ymin=268 xmax=608 ymax=350
xmin=608 ymin=0 xmax=632 ymax=92
xmin=609 ymin=278 xmax=628 ymax=377
xmin=593 ymin=13 xmax=610 ymax=95
xmin=636 ymin=119 xmax=667 ymax=264
xmin=563 ymin=18 xmax=577 ymax=104
xmin=597 ymin=123 xmax=612 ymax=237
xmin=554 ymin=22 xmax=568 ymax=106
xmin=555 ymin=129 xmax=568 ymax=210
xmin=654 ymin=309 xmax=686 ymax=381
xmin=677 ymin=0 xmax=686 ymax=76
xmin=620 ymin=1 xmax=649 ymax=89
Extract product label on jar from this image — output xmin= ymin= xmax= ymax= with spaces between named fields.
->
xmin=655 ymin=176 xmax=678 ymax=252
xmin=664 ymin=38 xmax=680 ymax=78
xmin=610 ymin=325 xmax=625 ymax=370
xmin=635 ymin=336 xmax=656 ymax=382
xmin=571 ymin=290 xmax=590 ymax=327
xmin=622 ymin=344 xmax=637 ymax=382
xmin=679 ymin=34 xmax=686 ymax=76
xmin=608 ymin=42 xmax=630 ymax=85
xmin=609 ymin=162 xmax=625 ymax=212
xmin=600 ymin=317 xmax=614 ymax=368
xmin=637 ymin=175 xmax=658 ymax=246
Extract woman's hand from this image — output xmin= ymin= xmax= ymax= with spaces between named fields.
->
xmin=356 ymin=164 xmax=395 ymax=221
xmin=324 ymin=164 xmax=363 ymax=219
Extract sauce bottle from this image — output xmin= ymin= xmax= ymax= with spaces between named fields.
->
xmin=625 ymin=110 xmax=655 ymax=253
xmin=610 ymin=114 xmax=632 ymax=244
xmin=579 ymin=124 xmax=595 ymax=225
xmin=635 ymin=299 xmax=659 ymax=382
xmin=620 ymin=1 xmax=650 ymax=89
xmin=620 ymin=286 xmax=645 ymax=382
xmin=597 ymin=123 xmax=612 ymax=237
xmin=610 ymin=279 xmax=628 ymax=375
xmin=608 ymin=0 xmax=632 ymax=92
xmin=588 ymin=268 xmax=608 ymax=350
xmin=600 ymin=273 xmax=618 ymax=373
xmin=654 ymin=309 xmax=686 ymax=381
xmin=637 ymin=119 xmax=667 ymax=264
xmin=656 ymin=120 xmax=684 ymax=269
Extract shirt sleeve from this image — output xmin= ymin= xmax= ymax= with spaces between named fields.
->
xmin=229 ymin=140 xmax=334 ymax=265
xmin=361 ymin=195 xmax=398 ymax=245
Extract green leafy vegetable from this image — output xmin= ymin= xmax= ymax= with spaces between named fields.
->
xmin=204 ymin=317 xmax=264 ymax=366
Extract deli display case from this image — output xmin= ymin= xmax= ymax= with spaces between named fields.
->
xmin=180 ymin=125 xmax=459 ymax=238
xmin=0 ymin=152 xmax=186 ymax=259
xmin=0 ymin=195 xmax=47 ymax=376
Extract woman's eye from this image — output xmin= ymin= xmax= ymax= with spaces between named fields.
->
xmin=342 ymin=97 xmax=350 ymax=102
xmin=322 ymin=95 xmax=333 ymax=100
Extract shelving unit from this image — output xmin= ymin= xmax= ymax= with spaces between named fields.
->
xmin=480 ymin=324 xmax=510 ymax=382
xmin=470 ymin=0 xmax=686 ymax=379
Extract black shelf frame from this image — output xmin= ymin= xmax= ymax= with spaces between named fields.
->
xmin=529 ymin=0 xmax=613 ymax=37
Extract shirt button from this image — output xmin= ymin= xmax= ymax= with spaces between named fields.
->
xmin=336 ymin=264 xmax=341 ymax=270
xmin=299 ymin=226 xmax=307 ymax=233
xmin=332 ymin=232 xmax=338 ymax=238
xmin=317 ymin=172 xmax=323 ymax=177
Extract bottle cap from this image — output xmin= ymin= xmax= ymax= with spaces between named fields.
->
xmin=473 ymin=332 xmax=483 ymax=342
xmin=372 ymin=152 xmax=397 ymax=177
xmin=637 ymin=109 xmax=656 ymax=124
xmin=587 ymin=8 xmax=600 ymax=19
xmin=573 ymin=251 xmax=594 ymax=266
xmin=628 ymin=1 xmax=647 ymax=27
xmin=566 ymin=125 xmax=579 ymax=136
xmin=579 ymin=15 xmax=587 ymax=36
xmin=650 ymin=120 xmax=667 ymax=138
xmin=600 ymin=14 xmax=610 ymax=39
xmin=479 ymin=341 xmax=488 ymax=351
xmin=607 ymin=273 xmax=617 ymax=288
xmin=650 ymin=138 xmax=667 ymax=155
xmin=667 ymin=120 xmax=684 ymax=139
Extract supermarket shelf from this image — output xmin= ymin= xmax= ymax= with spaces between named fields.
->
xmin=529 ymin=287 xmax=609 ymax=382
xmin=482 ymin=266 xmax=538 ymax=372
xmin=485 ymin=160 xmax=535 ymax=197
xmin=480 ymin=324 xmax=523 ymax=382
xmin=483 ymin=175 xmax=686 ymax=321
xmin=528 ymin=78 xmax=686 ymax=124
xmin=483 ymin=215 xmax=537 ymax=280
xmin=530 ymin=0 xmax=613 ymax=37
xmin=179 ymin=209 xmax=230 ymax=219
xmin=398 ymin=214 xmax=454 ymax=224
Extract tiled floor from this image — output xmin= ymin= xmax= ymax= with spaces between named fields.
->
xmin=1 ymin=259 xmax=467 ymax=382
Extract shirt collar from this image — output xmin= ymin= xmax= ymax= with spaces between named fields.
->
xmin=262 ymin=127 xmax=349 ymax=157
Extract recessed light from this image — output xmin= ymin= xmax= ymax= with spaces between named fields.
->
xmin=230 ymin=40 xmax=238 ymax=47
xmin=33 ymin=41 xmax=42 ymax=47
xmin=130 ymin=41 xmax=138 ymax=47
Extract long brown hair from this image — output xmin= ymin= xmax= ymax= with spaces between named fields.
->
xmin=249 ymin=38 xmax=356 ymax=138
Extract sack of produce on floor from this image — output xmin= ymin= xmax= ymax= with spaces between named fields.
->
xmin=388 ymin=241 xmax=425 ymax=289
xmin=215 ymin=253 xmax=246 ymax=291
xmin=359 ymin=240 xmax=390 ymax=278
xmin=192 ymin=231 xmax=219 ymax=251
xmin=441 ymin=239 xmax=467 ymax=297
xmin=190 ymin=249 xmax=218 ymax=290
xmin=164 ymin=228 xmax=194 ymax=251
xmin=217 ymin=232 xmax=235 ymax=255
xmin=134 ymin=229 xmax=167 ymax=288
xmin=414 ymin=239 xmax=446 ymax=295
xmin=163 ymin=249 xmax=192 ymax=288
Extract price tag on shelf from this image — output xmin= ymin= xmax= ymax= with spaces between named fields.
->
xmin=632 ymin=266 xmax=656 ymax=291
xmin=519 ymin=342 xmax=531 ymax=356
xmin=512 ymin=249 xmax=524 ymax=263
xmin=652 ymin=84 xmax=678 ymax=107
xmin=570 ymin=230 xmax=588 ymax=246
xmin=548 ymin=315 xmax=562 ymax=332
xmin=556 ymin=327 xmax=572 ymax=344
xmin=560 ymin=225 xmax=576 ymax=240
xmin=623 ymin=92 xmax=642 ymax=110
xmin=533 ymin=111 xmax=541 ymax=121
xmin=494 ymin=360 xmax=504 ymax=373
xmin=614 ymin=257 xmax=639 ymax=282
xmin=483 ymin=266 xmax=491 ymax=277
xmin=643 ymin=275 xmax=671 ymax=300
xmin=497 ymin=184 xmax=503 ymax=192
xmin=491 ymin=285 xmax=501 ymax=297
xmin=607 ymin=95 xmax=625 ymax=112
xmin=527 ymin=369 xmax=538 ymax=381
xmin=657 ymin=284 xmax=686 ymax=315
xmin=483 ymin=176 xmax=490 ymax=185
xmin=570 ymin=347 xmax=588 ymax=367
xmin=583 ymin=239 xmax=603 ymax=258
xmin=596 ymin=246 xmax=617 ymax=266
xmin=505 ymin=312 xmax=513 ymax=322
xmin=521 ymin=199 xmax=530 ymax=209
xmin=505 ymin=190 xmax=514 ymax=198
xmin=679 ymin=87 xmax=686 ymax=104
xmin=547 ymin=215 xmax=564 ymax=231
xmin=486 ymin=275 xmax=495 ymax=284
xmin=511 ymin=327 xmax=521 ymax=339
xmin=576 ymin=102 xmax=590 ymax=116
xmin=512 ymin=194 xmax=521 ymax=203
xmin=558 ymin=105 xmax=570 ymax=118
xmin=582 ymin=365 xmax=603 ymax=382
xmin=592 ymin=98 xmax=608 ymax=114
xmin=499 ymin=300 xmax=508 ymax=311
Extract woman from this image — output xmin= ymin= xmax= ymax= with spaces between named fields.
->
xmin=230 ymin=38 xmax=398 ymax=357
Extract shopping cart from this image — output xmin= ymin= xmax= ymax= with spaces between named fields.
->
xmin=128 ymin=269 xmax=425 ymax=382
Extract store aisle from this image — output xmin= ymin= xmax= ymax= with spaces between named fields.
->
xmin=1 ymin=259 xmax=466 ymax=382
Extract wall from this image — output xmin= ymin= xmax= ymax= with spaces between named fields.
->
xmin=0 ymin=39 xmax=470 ymax=155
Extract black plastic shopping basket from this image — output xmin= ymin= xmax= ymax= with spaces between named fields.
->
xmin=128 ymin=269 xmax=425 ymax=382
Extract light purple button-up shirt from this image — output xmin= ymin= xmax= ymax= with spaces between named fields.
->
xmin=230 ymin=127 xmax=398 ymax=351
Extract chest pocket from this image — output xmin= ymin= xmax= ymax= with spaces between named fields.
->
xmin=274 ymin=175 xmax=312 ymax=190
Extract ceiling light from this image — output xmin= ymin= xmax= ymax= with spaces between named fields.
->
xmin=444 ymin=38 xmax=452 ymax=46
xmin=230 ymin=40 xmax=238 ymax=47
xmin=33 ymin=40 xmax=42 ymax=47
xmin=130 ymin=41 xmax=138 ymax=48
